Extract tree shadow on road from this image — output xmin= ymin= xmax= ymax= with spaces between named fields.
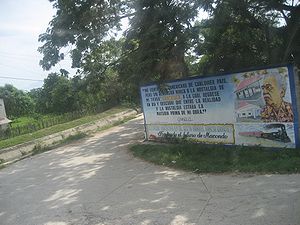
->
xmin=0 ymin=116 xmax=299 ymax=225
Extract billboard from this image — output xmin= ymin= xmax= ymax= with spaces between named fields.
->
xmin=140 ymin=65 xmax=299 ymax=148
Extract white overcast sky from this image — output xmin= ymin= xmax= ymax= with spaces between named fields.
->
xmin=0 ymin=0 xmax=75 ymax=91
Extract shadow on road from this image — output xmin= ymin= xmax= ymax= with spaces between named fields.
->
xmin=0 ymin=116 xmax=299 ymax=225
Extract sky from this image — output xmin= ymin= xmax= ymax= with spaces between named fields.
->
xmin=0 ymin=0 xmax=75 ymax=91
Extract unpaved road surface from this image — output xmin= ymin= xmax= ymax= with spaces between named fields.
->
xmin=0 ymin=115 xmax=299 ymax=225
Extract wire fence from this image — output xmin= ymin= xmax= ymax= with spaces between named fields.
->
xmin=0 ymin=103 xmax=115 ymax=141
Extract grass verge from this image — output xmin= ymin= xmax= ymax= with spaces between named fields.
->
xmin=130 ymin=143 xmax=300 ymax=174
xmin=0 ymin=106 xmax=131 ymax=150
xmin=31 ymin=116 xmax=136 ymax=156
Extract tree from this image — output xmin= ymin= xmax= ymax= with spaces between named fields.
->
xmin=0 ymin=84 xmax=35 ymax=118
xmin=38 ymin=0 xmax=203 ymax=101
xmin=28 ymin=88 xmax=44 ymax=113
xmin=38 ymin=0 xmax=130 ymax=71
xmin=39 ymin=73 xmax=76 ymax=114
xmin=82 ymin=38 xmax=124 ymax=79
xmin=120 ymin=0 xmax=200 ymax=80
xmin=195 ymin=0 xmax=299 ymax=74
xmin=117 ymin=0 xmax=202 ymax=99
xmin=39 ymin=0 xmax=299 ymax=104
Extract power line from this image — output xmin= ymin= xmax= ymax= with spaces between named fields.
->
xmin=0 ymin=50 xmax=74 ymax=60
xmin=0 ymin=54 xmax=40 ymax=62
xmin=0 ymin=63 xmax=45 ymax=76
xmin=0 ymin=50 xmax=74 ymax=63
xmin=0 ymin=51 xmax=41 ymax=59
xmin=0 ymin=76 xmax=43 ymax=82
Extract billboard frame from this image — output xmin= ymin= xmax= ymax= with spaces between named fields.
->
xmin=140 ymin=63 xmax=300 ymax=148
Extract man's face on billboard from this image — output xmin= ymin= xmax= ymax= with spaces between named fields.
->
xmin=262 ymin=76 xmax=284 ymax=108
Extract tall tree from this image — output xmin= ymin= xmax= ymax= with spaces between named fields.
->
xmin=38 ymin=0 xmax=201 ymax=95
xmin=38 ymin=0 xmax=130 ymax=71
xmin=195 ymin=0 xmax=299 ymax=74
xmin=39 ymin=0 xmax=299 ymax=103
xmin=40 ymin=73 xmax=76 ymax=114
xmin=117 ymin=0 xmax=201 ymax=99
xmin=0 ymin=84 xmax=35 ymax=118
xmin=120 ymin=0 xmax=200 ymax=81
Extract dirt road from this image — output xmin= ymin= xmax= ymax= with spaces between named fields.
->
xmin=0 ymin=115 xmax=299 ymax=225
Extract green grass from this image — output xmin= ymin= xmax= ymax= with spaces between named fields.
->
xmin=130 ymin=143 xmax=300 ymax=174
xmin=0 ymin=106 xmax=131 ymax=150
xmin=10 ymin=114 xmax=66 ymax=128
xmin=30 ymin=116 xmax=135 ymax=156
xmin=10 ymin=116 xmax=38 ymax=128
xmin=0 ymin=133 xmax=88 ymax=168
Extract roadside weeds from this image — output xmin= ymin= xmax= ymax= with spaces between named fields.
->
xmin=130 ymin=142 xmax=300 ymax=174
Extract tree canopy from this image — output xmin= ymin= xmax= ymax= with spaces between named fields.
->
xmin=196 ymin=0 xmax=300 ymax=74
xmin=1 ymin=0 xmax=298 ymax=119
xmin=38 ymin=0 xmax=300 ymax=101
xmin=0 ymin=85 xmax=35 ymax=118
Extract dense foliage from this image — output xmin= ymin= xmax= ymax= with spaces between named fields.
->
xmin=196 ymin=0 xmax=300 ymax=74
xmin=0 ymin=85 xmax=35 ymax=118
xmin=2 ymin=0 xmax=299 ymax=118
xmin=37 ymin=0 xmax=299 ymax=103
xmin=0 ymin=71 xmax=119 ymax=118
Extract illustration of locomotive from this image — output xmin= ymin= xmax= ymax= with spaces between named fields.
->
xmin=239 ymin=124 xmax=291 ymax=143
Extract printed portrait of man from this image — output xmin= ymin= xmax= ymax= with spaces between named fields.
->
xmin=261 ymin=73 xmax=294 ymax=122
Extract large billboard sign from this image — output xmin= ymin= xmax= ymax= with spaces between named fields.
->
xmin=140 ymin=65 xmax=299 ymax=148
